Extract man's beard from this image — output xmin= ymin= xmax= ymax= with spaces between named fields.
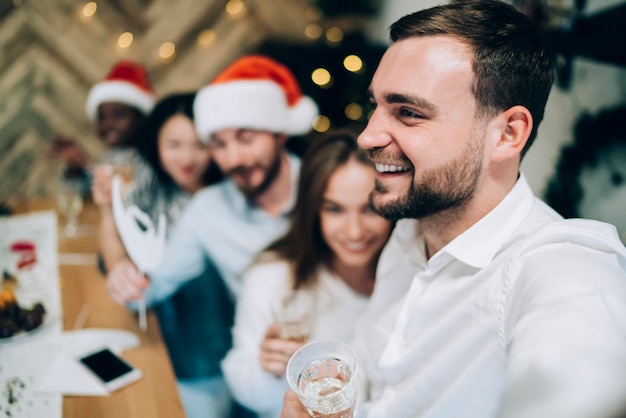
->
xmin=371 ymin=137 xmax=483 ymax=221
xmin=227 ymin=151 xmax=282 ymax=200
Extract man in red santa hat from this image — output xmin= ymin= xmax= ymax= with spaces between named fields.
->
xmin=48 ymin=60 xmax=156 ymax=183
xmin=105 ymin=54 xmax=318 ymax=418
xmin=105 ymin=54 xmax=318 ymax=311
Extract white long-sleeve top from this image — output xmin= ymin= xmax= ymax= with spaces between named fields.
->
xmin=222 ymin=260 xmax=370 ymax=418
xmin=352 ymin=174 xmax=626 ymax=418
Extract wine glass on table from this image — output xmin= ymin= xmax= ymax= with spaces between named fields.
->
xmin=56 ymin=168 xmax=84 ymax=238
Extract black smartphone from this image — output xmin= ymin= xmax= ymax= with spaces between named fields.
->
xmin=79 ymin=348 xmax=142 ymax=392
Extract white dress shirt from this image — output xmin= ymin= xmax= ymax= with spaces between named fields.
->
xmin=353 ymin=174 xmax=626 ymax=418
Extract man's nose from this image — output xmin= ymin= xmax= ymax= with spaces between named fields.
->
xmin=221 ymin=144 xmax=245 ymax=170
xmin=97 ymin=114 xmax=115 ymax=133
xmin=358 ymin=110 xmax=393 ymax=150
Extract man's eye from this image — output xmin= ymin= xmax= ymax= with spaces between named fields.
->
xmin=399 ymin=108 xmax=423 ymax=118
xmin=113 ymin=109 xmax=129 ymax=119
xmin=238 ymin=131 xmax=255 ymax=144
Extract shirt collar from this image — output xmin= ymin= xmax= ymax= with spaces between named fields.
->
xmin=224 ymin=152 xmax=300 ymax=220
xmin=394 ymin=218 xmax=428 ymax=268
xmin=439 ymin=174 xmax=536 ymax=268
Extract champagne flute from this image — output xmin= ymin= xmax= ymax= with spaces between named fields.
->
xmin=273 ymin=290 xmax=315 ymax=343
xmin=56 ymin=170 xmax=84 ymax=238
xmin=97 ymin=148 xmax=138 ymax=197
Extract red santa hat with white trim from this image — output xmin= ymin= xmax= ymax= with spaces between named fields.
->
xmin=194 ymin=55 xmax=318 ymax=143
xmin=85 ymin=61 xmax=156 ymax=121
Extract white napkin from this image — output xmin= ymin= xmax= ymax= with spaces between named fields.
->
xmin=0 ymin=211 xmax=61 ymax=417
xmin=0 ymin=338 xmax=62 ymax=417
xmin=35 ymin=328 xmax=140 ymax=396
xmin=111 ymin=176 xmax=166 ymax=273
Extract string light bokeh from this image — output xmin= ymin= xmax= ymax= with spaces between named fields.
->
xmin=69 ymin=0 xmax=385 ymax=134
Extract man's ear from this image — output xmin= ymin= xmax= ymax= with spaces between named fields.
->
xmin=490 ymin=105 xmax=532 ymax=162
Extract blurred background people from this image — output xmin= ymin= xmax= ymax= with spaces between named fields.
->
xmin=222 ymin=132 xmax=393 ymax=418
xmin=95 ymin=92 xmax=233 ymax=418
xmin=105 ymin=55 xmax=318 ymax=310
xmin=105 ymin=54 xmax=318 ymax=418
xmin=48 ymin=60 xmax=155 ymax=195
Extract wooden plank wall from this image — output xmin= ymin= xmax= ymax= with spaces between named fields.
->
xmin=0 ymin=0 xmax=317 ymax=200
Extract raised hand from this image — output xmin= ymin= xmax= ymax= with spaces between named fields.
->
xmin=259 ymin=323 xmax=305 ymax=378
xmin=279 ymin=389 xmax=310 ymax=418
xmin=106 ymin=258 xmax=148 ymax=305
xmin=47 ymin=135 xmax=90 ymax=170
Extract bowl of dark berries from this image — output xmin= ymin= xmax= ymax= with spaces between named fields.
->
xmin=0 ymin=271 xmax=49 ymax=343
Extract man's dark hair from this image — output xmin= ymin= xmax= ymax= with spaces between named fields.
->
xmin=390 ymin=0 xmax=555 ymax=158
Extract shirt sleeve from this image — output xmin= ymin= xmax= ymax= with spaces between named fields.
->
xmin=221 ymin=261 xmax=290 ymax=415
xmin=142 ymin=201 xmax=208 ymax=306
xmin=500 ymin=242 xmax=626 ymax=418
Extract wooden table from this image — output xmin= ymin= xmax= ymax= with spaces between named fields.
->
xmin=11 ymin=198 xmax=185 ymax=418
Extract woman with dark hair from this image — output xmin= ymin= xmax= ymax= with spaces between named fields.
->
xmin=221 ymin=131 xmax=393 ymax=418
xmin=92 ymin=93 xmax=234 ymax=418
xmin=93 ymin=92 xmax=223 ymax=265
xmin=132 ymin=92 xmax=222 ymax=205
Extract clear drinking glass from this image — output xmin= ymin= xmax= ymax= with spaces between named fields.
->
xmin=56 ymin=171 xmax=84 ymax=237
xmin=273 ymin=290 xmax=315 ymax=343
xmin=97 ymin=148 xmax=138 ymax=196
xmin=286 ymin=341 xmax=358 ymax=418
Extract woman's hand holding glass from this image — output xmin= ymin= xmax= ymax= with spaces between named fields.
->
xmin=260 ymin=291 xmax=315 ymax=377
xmin=260 ymin=323 xmax=306 ymax=378
xmin=93 ymin=148 xmax=138 ymax=207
